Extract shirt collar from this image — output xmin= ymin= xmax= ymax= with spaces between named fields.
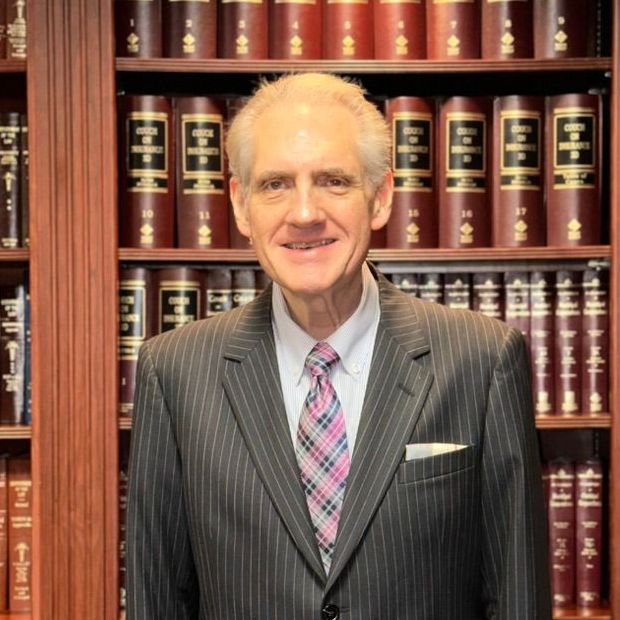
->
xmin=271 ymin=263 xmax=380 ymax=385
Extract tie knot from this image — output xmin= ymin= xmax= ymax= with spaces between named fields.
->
xmin=305 ymin=342 xmax=339 ymax=377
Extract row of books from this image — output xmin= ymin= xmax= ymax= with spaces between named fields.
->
xmin=383 ymin=266 xmax=609 ymax=417
xmin=114 ymin=0 xmax=605 ymax=61
xmin=0 ymin=113 xmax=28 ymax=249
xmin=0 ymin=456 xmax=32 ymax=612
xmin=0 ymin=1 xmax=26 ymax=60
xmin=118 ymin=92 xmax=602 ymax=250
xmin=545 ymin=457 xmax=605 ymax=609
xmin=119 ymin=264 xmax=607 ymax=418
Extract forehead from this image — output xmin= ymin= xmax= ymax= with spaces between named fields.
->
xmin=250 ymin=102 xmax=362 ymax=172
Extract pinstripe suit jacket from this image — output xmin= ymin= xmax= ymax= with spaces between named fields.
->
xmin=126 ymin=269 xmax=551 ymax=620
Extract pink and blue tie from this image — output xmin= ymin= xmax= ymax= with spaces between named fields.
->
xmin=296 ymin=342 xmax=351 ymax=574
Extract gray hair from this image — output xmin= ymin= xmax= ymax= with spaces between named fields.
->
xmin=226 ymin=73 xmax=391 ymax=194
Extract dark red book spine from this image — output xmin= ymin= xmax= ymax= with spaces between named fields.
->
xmin=157 ymin=267 xmax=205 ymax=333
xmin=426 ymin=0 xmax=480 ymax=60
xmin=503 ymin=271 xmax=530 ymax=346
xmin=439 ymin=97 xmax=491 ymax=248
xmin=492 ymin=95 xmax=544 ymax=247
xmin=114 ymin=0 xmax=162 ymax=57
xmin=118 ymin=267 xmax=156 ymax=417
xmin=0 ymin=279 xmax=25 ymax=425
xmin=548 ymin=458 xmax=576 ymax=609
xmin=0 ymin=113 xmax=20 ymax=248
xmin=270 ymin=0 xmax=322 ymax=59
xmin=323 ymin=0 xmax=373 ymax=59
xmin=443 ymin=273 xmax=471 ymax=310
xmin=232 ymin=269 xmax=256 ymax=308
xmin=175 ymin=97 xmax=228 ymax=248
xmin=390 ymin=273 xmax=418 ymax=297
xmin=218 ymin=0 xmax=268 ymax=58
xmin=533 ymin=0 xmax=590 ymax=59
xmin=119 ymin=462 xmax=129 ymax=610
xmin=530 ymin=271 xmax=555 ymax=415
xmin=19 ymin=116 xmax=27 ymax=248
xmin=546 ymin=94 xmax=601 ymax=246
xmin=373 ymin=0 xmax=425 ymax=60
xmin=575 ymin=458 xmax=603 ymax=608
xmin=418 ymin=272 xmax=443 ymax=304
xmin=554 ymin=270 xmax=582 ymax=415
xmin=481 ymin=0 xmax=532 ymax=59
xmin=472 ymin=272 xmax=503 ymax=319
xmin=5 ymin=0 xmax=26 ymax=60
xmin=385 ymin=97 xmax=437 ymax=248
xmin=7 ymin=457 xmax=31 ymax=612
xmin=582 ymin=268 xmax=608 ymax=415
xmin=0 ymin=0 xmax=7 ymax=59
xmin=206 ymin=267 xmax=233 ymax=317
xmin=118 ymin=96 xmax=174 ymax=248
xmin=0 ymin=457 xmax=7 ymax=611
xmin=163 ymin=0 xmax=217 ymax=58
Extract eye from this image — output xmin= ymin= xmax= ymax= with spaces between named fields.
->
xmin=259 ymin=177 xmax=290 ymax=192
xmin=317 ymin=174 xmax=353 ymax=191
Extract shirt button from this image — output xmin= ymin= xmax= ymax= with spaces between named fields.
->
xmin=352 ymin=363 xmax=360 ymax=374
xmin=322 ymin=604 xmax=339 ymax=619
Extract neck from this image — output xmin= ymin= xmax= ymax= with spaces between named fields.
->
xmin=282 ymin=275 xmax=364 ymax=341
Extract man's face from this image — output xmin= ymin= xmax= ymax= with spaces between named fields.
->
xmin=230 ymin=102 xmax=392 ymax=304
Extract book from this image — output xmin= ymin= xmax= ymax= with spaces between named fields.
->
xmin=554 ymin=270 xmax=582 ymax=415
xmin=114 ymin=0 xmax=162 ymax=57
xmin=118 ymin=95 xmax=174 ymax=248
xmin=5 ymin=0 xmax=26 ymax=60
xmin=439 ymin=97 xmax=491 ymax=248
xmin=418 ymin=272 xmax=443 ymax=304
xmin=533 ymin=0 xmax=591 ymax=59
xmin=530 ymin=271 xmax=555 ymax=415
xmin=443 ymin=273 xmax=471 ymax=310
xmin=503 ymin=271 xmax=530 ymax=346
xmin=0 ymin=0 xmax=6 ymax=58
xmin=0 ymin=112 xmax=21 ymax=248
xmin=0 ymin=278 xmax=25 ymax=425
xmin=385 ymin=97 xmax=437 ymax=248
xmin=157 ymin=267 xmax=205 ymax=333
xmin=22 ymin=281 xmax=29 ymax=425
xmin=175 ymin=97 xmax=229 ymax=248
xmin=119 ymin=462 xmax=129 ymax=610
xmin=546 ymin=94 xmax=601 ymax=246
xmin=575 ymin=458 xmax=604 ymax=608
xmin=19 ymin=116 xmax=27 ymax=247
xmin=206 ymin=267 xmax=232 ymax=316
xmin=270 ymin=0 xmax=322 ymax=59
xmin=390 ymin=273 xmax=418 ymax=297
xmin=481 ymin=0 xmax=533 ymax=59
xmin=548 ymin=458 xmax=576 ymax=609
xmin=163 ymin=0 xmax=217 ymax=58
xmin=373 ymin=0 xmax=425 ymax=60
xmin=0 ymin=457 xmax=7 ymax=611
xmin=472 ymin=272 xmax=502 ymax=319
xmin=255 ymin=270 xmax=271 ymax=294
xmin=582 ymin=268 xmax=608 ymax=415
xmin=118 ymin=267 xmax=156 ymax=416
xmin=426 ymin=0 xmax=480 ymax=60
xmin=492 ymin=95 xmax=544 ymax=247
xmin=323 ymin=0 xmax=373 ymax=59
xmin=232 ymin=269 xmax=256 ymax=308
xmin=218 ymin=0 xmax=268 ymax=58
xmin=7 ymin=456 xmax=31 ymax=612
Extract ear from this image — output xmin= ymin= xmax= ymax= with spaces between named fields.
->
xmin=230 ymin=176 xmax=252 ymax=239
xmin=370 ymin=170 xmax=394 ymax=231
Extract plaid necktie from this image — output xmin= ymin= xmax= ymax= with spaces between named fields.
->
xmin=296 ymin=342 xmax=351 ymax=574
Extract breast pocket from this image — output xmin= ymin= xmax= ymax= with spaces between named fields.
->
xmin=397 ymin=444 xmax=476 ymax=484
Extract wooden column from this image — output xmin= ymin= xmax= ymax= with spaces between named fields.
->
xmin=28 ymin=0 xmax=118 ymax=618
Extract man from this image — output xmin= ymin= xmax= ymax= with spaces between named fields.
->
xmin=127 ymin=73 xmax=551 ymax=619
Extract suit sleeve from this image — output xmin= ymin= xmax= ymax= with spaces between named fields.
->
xmin=480 ymin=327 xmax=552 ymax=620
xmin=126 ymin=341 xmax=200 ymax=620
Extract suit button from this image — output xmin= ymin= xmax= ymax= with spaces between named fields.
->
xmin=322 ymin=604 xmax=339 ymax=619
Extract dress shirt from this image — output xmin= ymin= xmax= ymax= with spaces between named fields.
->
xmin=272 ymin=263 xmax=380 ymax=455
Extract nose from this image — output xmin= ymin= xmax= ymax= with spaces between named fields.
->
xmin=284 ymin=185 xmax=325 ymax=227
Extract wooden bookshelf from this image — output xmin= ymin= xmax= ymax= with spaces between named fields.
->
xmin=552 ymin=607 xmax=611 ymax=620
xmin=0 ymin=426 xmax=32 ymax=439
xmin=0 ymin=60 xmax=27 ymax=74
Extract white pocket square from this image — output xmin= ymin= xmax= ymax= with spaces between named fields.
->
xmin=405 ymin=442 xmax=469 ymax=461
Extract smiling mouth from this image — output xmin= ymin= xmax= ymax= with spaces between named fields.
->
xmin=284 ymin=239 xmax=335 ymax=250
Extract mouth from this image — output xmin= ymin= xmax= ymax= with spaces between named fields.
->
xmin=283 ymin=239 xmax=336 ymax=250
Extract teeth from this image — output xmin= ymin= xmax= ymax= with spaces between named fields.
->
xmin=286 ymin=239 xmax=333 ymax=250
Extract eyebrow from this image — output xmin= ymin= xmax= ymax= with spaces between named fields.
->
xmin=253 ymin=168 xmax=361 ymax=186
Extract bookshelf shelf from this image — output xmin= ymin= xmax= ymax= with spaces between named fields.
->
xmin=0 ymin=250 xmax=28 ymax=263
xmin=552 ymin=606 xmax=611 ymax=619
xmin=118 ymin=246 xmax=610 ymax=264
xmin=0 ymin=60 xmax=26 ymax=74
xmin=0 ymin=426 xmax=31 ymax=439
xmin=536 ymin=416 xmax=611 ymax=430
xmin=116 ymin=57 xmax=612 ymax=75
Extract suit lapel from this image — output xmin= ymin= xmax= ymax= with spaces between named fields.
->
xmin=222 ymin=290 xmax=326 ymax=581
xmin=326 ymin=274 xmax=434 ymax=590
